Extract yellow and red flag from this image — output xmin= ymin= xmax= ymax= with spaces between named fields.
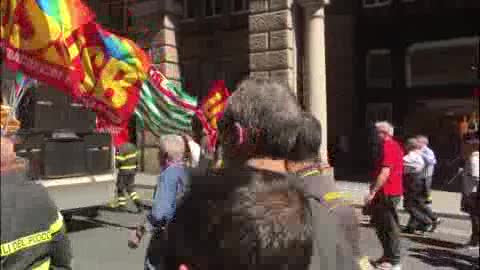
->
xmin=196 ymin=80 xmax=231 ymax=152
xmin=1 ymin=0 xmax=150 ymax=128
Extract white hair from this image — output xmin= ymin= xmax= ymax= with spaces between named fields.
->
xmin=375 ymin=121 xmax=394 ymax=136
xmin=158 ymin=134 xmax=186 ymax=162
xmin=416 ymin=135 xmax=429 ymax=145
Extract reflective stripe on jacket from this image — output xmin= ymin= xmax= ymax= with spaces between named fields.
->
xmin=116 ymin=143 xmax=138 ymax=173
xmin=1 ymin=212 xmax=63 ymax=257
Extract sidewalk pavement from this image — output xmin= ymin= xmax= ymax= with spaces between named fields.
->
xmin=135 ymin=173 xmax=469 ymax=220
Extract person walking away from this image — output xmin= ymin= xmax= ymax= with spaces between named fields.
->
xmin=112 ymin=142 xmax=142 ymax=211
xmin=1 ymin=107 xmax=72 ymax=270
xmin=460 ymin=134 xmax=479 ymax=250
xmin=364 ymin=121 xmax=403 ymax=270
xmin=286 ymin=113 xmax=373 ymax=270
xmin=129 ymin=135 xmax=190 ymax=270
xmin=402 ymin=138 xmax=440 ymax=234
xmin=416 ymin=135 xmax=437 ymax=209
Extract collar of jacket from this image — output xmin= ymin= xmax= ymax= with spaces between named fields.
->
xmin=161 ymin=160 xmax=185 ymax=172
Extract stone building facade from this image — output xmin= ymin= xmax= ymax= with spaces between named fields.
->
xmin=5 ymin=1 xmax=475 ymax=180
xmin=115 ymin=0 xmax=332 ymax=173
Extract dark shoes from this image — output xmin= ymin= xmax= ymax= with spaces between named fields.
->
xmin=427 ymin=218 xmax=441 ymax=233
xmin=462 ymin=240 xmax=480 ymax=250
xmin=403 ymin=218 xmax=441 ymax=234
xmin=401 ymin=227 xmax=416 ymax=234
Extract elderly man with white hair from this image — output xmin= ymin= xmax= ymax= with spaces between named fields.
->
xmin=129 ymin=134 xmax=190 ymax=270
xmin=365 ymin=121 xmax=404 ymax=270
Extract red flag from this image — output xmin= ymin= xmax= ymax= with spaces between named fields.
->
xmin=196 ymin=80 xmax=230 ymax=152
xmin=96 ymin=118 xmax=129 ymax=146
xmin=2 ymin=1 xmax=150 ymax=128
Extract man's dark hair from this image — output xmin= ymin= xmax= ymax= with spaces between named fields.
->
xmin=219 ymin=79 xmax=303 ymax=160
xmin=166 ymin=169 xmax=313 ymax=270
xmin=289 ymin=113 xmax=322 ymax=162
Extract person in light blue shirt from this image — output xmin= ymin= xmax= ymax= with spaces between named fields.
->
xmin=417 ymin=135 xmax=437 ymax=206
xmin=146 ymin=134 xmax=190 ymax=270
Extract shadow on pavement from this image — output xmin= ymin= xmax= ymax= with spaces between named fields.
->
xmin=409 ymin=247 xmax=479 ymax=270
xmin=403 ymin=234 xmax=465 ymax=249
xmin=88 ymin=218 xmax=136 ymax=230
xmin=66 ymin=218 xmax=103 ymax=233
xmin=66 ymin=216 xmax=136 ymax=233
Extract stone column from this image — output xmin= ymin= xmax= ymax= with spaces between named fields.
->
xmin=298 ymin=0 xmax=330 ymax=169
xmin=129 ymin=0 xmax=182 ymax=173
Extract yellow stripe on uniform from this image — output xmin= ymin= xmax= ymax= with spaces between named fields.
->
xmin=119 ymin=165 xmax=137 ymax=170
xmin=115 ymin=152 xmax=139 ymax=161
xmin=301 ymin=169 xmax=321 ymax=177
xmin=323 ymin=192 xmax=353 ymax=202
xmin=358 ymin=256 xmax=372 ymax=270
xmin=1 ymin=213 xmax=64 ymax=257
xmin=32 ymin=258 xmax=51 ymax=270
xmin=323 ymin=192 xmax=343 ymax=202
xmin=129 ymin=192 xmax=140 ymax=200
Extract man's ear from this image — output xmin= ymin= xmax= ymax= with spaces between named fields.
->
xmin=178 ymin=264 xmax=189 ymax=270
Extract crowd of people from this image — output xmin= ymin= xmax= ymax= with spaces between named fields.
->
xmin=364 ymin=121 xmax=479 ymax=270
xmin=1 ymin=79 xmax=479 ymax=270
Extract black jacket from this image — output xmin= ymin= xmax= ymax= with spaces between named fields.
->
xmin=1 ymin=170 xmax=72 ymax=270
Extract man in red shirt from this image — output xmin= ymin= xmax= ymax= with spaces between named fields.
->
xmin=365 ymin=121 xmax=404 ymax=270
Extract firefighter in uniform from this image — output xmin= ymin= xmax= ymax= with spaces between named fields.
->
xmin=1 ymin=105 xmax=72 ymax=270
xmin=113 ymin=142 xmax=141 ymax=211
xmin=285 ymin=113 xmax=373 ymax=270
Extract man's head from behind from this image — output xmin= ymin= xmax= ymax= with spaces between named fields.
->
xmin=416 ymin=135 xmax=429 ymax=148
xmin=158 ymin=134 xmax=186 ymax=166
xmin=166 ymin=172 xmax=313 ymax=270
xmin=219 ymin=79 xmax=303 ymax=163
xmin=405 ymin=137 xmax=421 ymax=152
xmin=285 ymin=113 xmax=322 ymax=173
